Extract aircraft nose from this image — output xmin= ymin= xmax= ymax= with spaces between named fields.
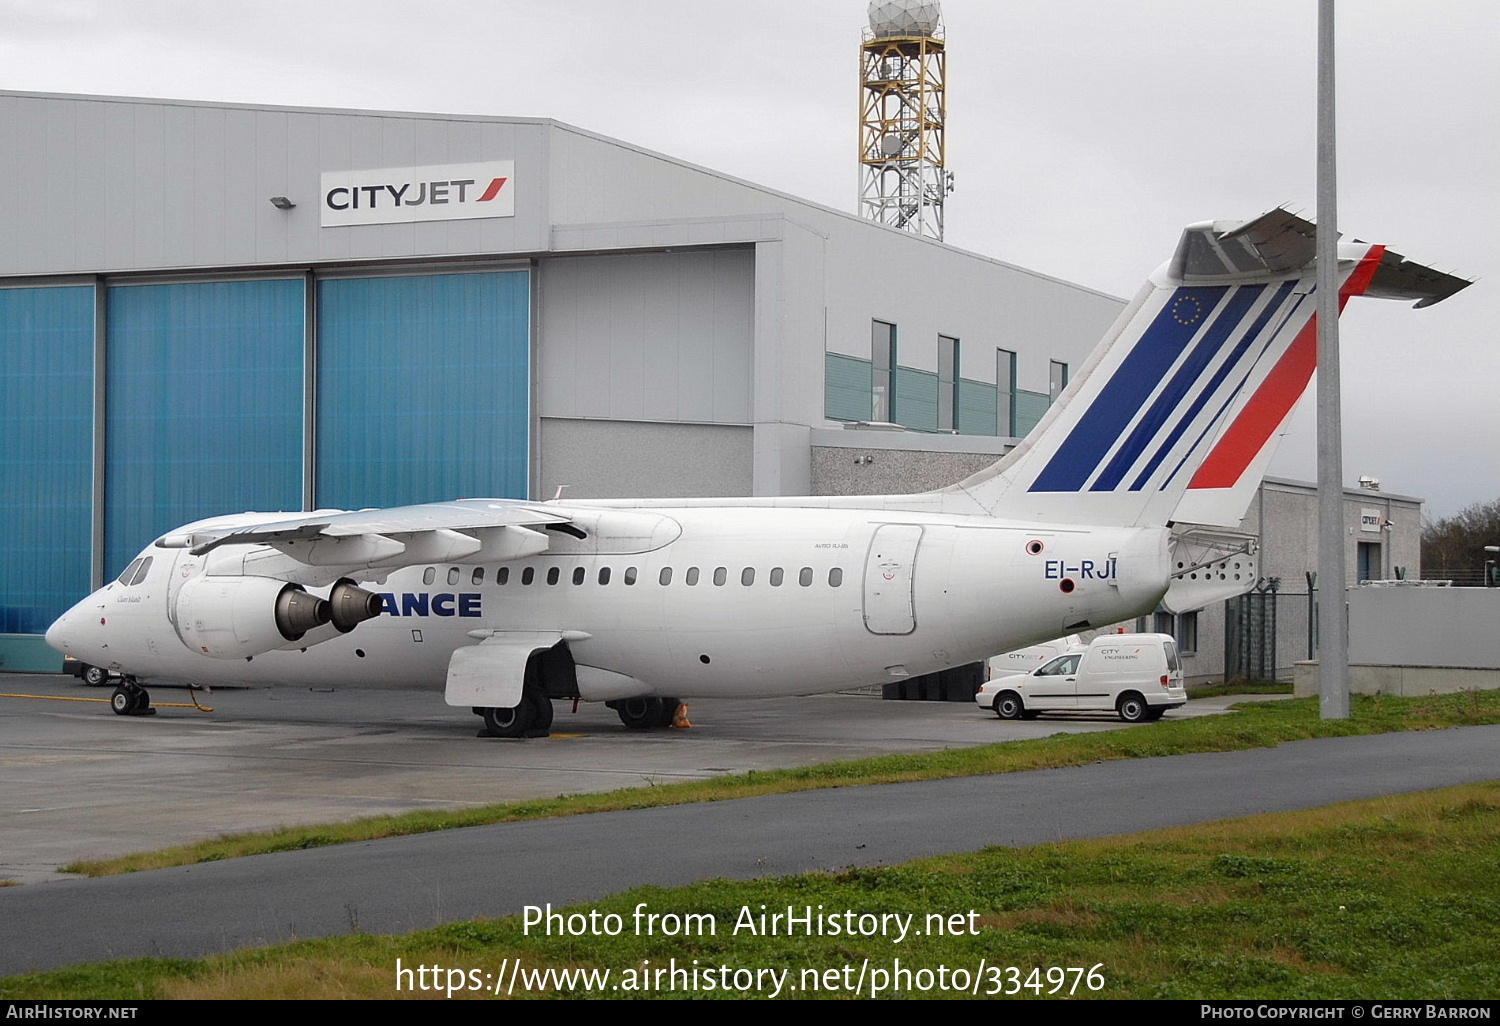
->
xmin=45 ymin=601 xmax=89 ymax=655
xmin=45 ymin=608 xmax=74 ymax=654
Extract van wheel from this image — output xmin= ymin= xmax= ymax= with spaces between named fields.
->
xmin=993 ymin=692 xmax=1024 ymax=720
xmin=1117 ymin=693 xmax=1149 ymax=723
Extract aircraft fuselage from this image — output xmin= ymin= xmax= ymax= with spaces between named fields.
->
xmin=49 ymin=506 xmax=1171 ymax=701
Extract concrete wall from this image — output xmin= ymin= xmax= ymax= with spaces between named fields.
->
xmin=1348 ymin=586 xmax=1500 ymax=669
xmin=810 ymin=427 xmax=1011 ymax=496
xmin=536 ymin=249 xmax=755 ymax=426
xmin=536 ymin=419 xmax=752 ymax=500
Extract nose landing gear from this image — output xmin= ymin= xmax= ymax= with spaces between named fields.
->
xmin=109 ymin=679 xmax=156 ymax=716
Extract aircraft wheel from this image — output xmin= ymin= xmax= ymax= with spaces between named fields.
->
xmin=993 ymin=692 xmax=1024 ymax=720
xmin=110 ymin=685 xmax=135 ymax=715
xmin=83 ymin=664 xmax=110 ymax=687
xmin=1117 ymin=693 xmax=1149 ymax=723
xmin=655 ymin=697 xmax=681 ymax=727
xmin=615 ymin=696 xmax=665 ymax=730
xmin=482 ymin=703 xmax=532 ymax=738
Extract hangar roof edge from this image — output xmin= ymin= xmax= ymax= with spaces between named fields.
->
xmin=0 ymin=88 xmax=1123 ymax=304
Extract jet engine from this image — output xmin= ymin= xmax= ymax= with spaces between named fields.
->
xmin=174 ymin=575 xmax=380 ymax=659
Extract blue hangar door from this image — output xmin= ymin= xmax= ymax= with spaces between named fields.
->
xmin=316 ymin=270 xmax=530 ymax=510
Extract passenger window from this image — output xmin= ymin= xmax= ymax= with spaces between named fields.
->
xmin=713 ymin=567 xmax=727 ymax=586
xmin=624 ymin=567 xmax=638 ymax=586
xmin=828 ymin=568 xmax=843 ymax=587
xmin=572 ymin=567 xmax=585 ymax=585
xmin=659 ymin=567 xmax=672 ymax=586
xmin=521 ymin=567 xmax=535 ymax=586
xmin=686 ymin=567 xmax=700 ymax=586
xmin=472 ymin=567 xmax=485 ymax=586
xmin=116 ymin=558 xmax=144 ymax=586
xmin=599 ymin=567 xmax=611 ymax=585
xmin=497 ymin=566 xmax=509 ymax=585
xmin=769 ymin=567 xmax=784 ymax=587
xmin=741 ymin=568 xmax=755 ymax=586
xmin=423 ymin=567 xmax=436 ymax=586
xmin=547 ymin=567 xmax=560 ymax=585
xmin=799 ymin=567 xmax=813 ymax=587
xmin=447 ymin=567 xmax=460 ymax=586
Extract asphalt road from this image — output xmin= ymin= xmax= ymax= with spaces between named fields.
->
xmin=2 ymin=722 xmax=1497 ymax=978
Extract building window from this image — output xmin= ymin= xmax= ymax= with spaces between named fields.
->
xmin=872 ymin=320 xmax=896 ymax=422
xmin=937 ymin=335 xmax=959 ymax=432
xmin=1178 ymin=610 xmax=1199 ymax=654
xmin=1049 ymin=360 xmax=1069 ymax=402
xmin=1153 ymin=610 xmax=1174 ymax=636
xmin=996 ymin=348 xmax=1016 ymax=437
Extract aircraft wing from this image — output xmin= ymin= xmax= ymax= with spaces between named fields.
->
xmin=156 ymin=499 xmax=572 ymax=570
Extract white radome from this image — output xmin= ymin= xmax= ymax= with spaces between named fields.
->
xmin=867 ymin=0 xmax=943 ymax=39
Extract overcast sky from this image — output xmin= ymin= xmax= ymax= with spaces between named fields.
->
xmin=3 ymin=0 xmax=1495 ymax=517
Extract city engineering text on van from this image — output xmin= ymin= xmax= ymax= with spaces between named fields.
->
xmin=975 ymin=633 xmax=1185 ymax=723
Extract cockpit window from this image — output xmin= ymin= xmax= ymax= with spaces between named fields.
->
xmin=115 ymin=556 xmax=153 ymax=586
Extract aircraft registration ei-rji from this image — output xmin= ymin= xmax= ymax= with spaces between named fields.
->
xmin=44 ymin=209 xmax=1469 ymax=737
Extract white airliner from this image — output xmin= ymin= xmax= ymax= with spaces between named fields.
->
xmin=45 ymin=210 xmax=1467 ymax=736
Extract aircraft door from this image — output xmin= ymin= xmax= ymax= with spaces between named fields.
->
xmin=862 ymin=524 xmax=922 ymax=635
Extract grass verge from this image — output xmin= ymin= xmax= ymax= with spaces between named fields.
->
xmin=10 ymin=782 xmax=1500 ymax=999
xmin=60 ymin=689 xmax=1500 ymax=879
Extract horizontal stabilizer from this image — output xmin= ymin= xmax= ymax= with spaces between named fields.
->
xmin=1363 ymin=247 xmax=1471 ymax=308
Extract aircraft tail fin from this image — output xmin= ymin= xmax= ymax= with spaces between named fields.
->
xmin=942 ymin=209 xmax=1468 ymax=529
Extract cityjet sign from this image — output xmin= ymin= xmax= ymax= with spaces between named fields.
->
xmin=320 ymin=160 xmax=514 ymax=227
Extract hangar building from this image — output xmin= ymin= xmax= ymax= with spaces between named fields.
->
xmin=0 ymin=90 xmax=1123 ymax=665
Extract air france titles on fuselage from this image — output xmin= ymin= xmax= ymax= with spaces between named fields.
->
xmin=377 ymin=593 xmax=482 ymax=618
xmin=1042 ymin=558 xmax=1117 ymax=582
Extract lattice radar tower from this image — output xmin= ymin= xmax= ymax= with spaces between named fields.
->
xmin=859 ymin=1 xmax=953 ymax=240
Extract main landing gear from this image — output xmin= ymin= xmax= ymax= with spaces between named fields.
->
xmin=474 ymin=663 xmax=553 ymax=739
xmin=109 ymin=679 xmax=156 ymax=716
xmin=607 ymin=696 xmax=683 ymax=730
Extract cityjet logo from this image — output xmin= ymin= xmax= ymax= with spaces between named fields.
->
xmin=320 ymin=160 xmax=515 ymax=227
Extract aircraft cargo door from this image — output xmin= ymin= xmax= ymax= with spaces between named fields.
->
xmin=863 ymin=524 xmax=923 ymax=635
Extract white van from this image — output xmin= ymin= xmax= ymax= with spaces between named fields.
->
xmin=987 ymin=634 xmax=1084 ymax=679
xmin=975 ymin=633 xmax=1185 ymax=723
